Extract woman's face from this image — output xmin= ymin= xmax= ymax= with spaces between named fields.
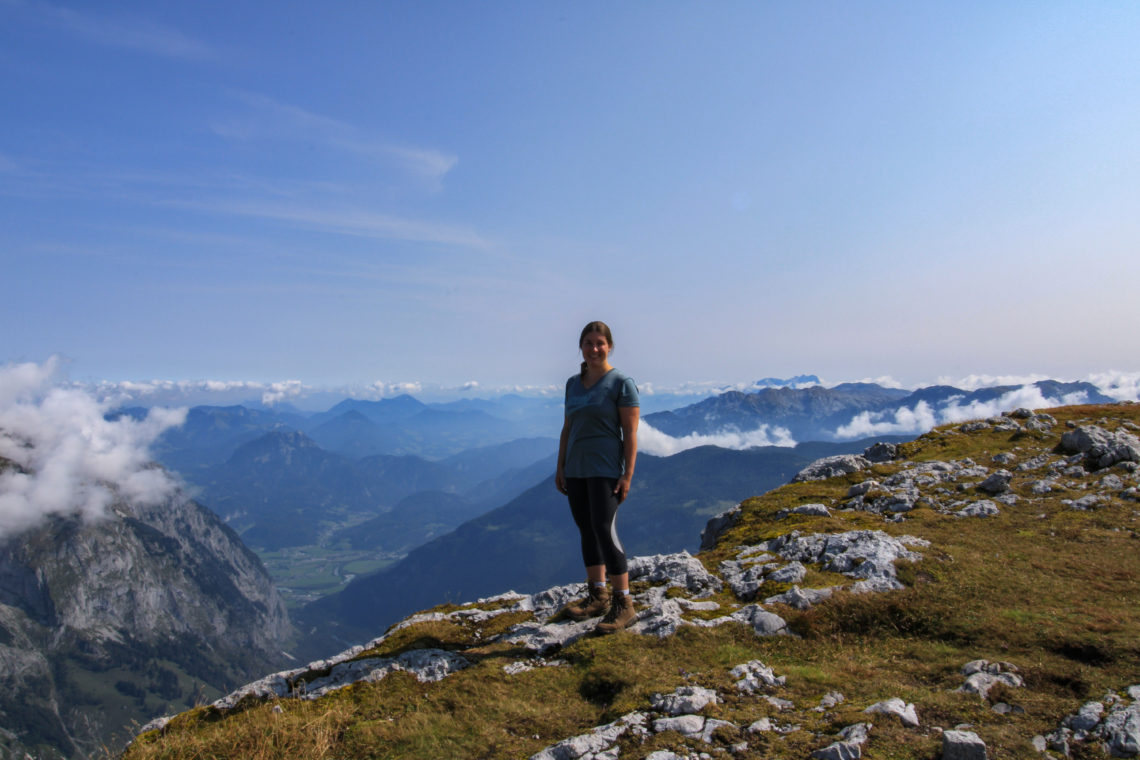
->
xmin=580 ymin=331 xmax=612 ymax=365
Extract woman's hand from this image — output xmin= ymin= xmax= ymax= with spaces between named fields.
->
xmin=555 ymin=419 xmax=570 ymax=494
xmin=613 ymin=475 xmax=632 ymax=503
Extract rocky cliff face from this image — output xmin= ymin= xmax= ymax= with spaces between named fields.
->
xmin=0 ymin=472 xmax=292 ymax=759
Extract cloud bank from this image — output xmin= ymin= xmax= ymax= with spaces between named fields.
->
xmin=834 ymin=384 xmax=1091 ymax=439
xmin=1086 ymin=370 xmax=1140 ymax=402
xmin=639 ymin=421 xmax=796 ymax=457
xmin=0 ymin=358 xmax=187 ymax=538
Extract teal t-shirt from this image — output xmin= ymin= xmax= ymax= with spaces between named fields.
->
xmin=563 ymin=368 xmax=639 ymax=479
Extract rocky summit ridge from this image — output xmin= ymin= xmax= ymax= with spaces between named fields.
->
xmin=128 ymin=403 xmax=1140 ymax=760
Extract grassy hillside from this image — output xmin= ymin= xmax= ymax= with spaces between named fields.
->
xmin=124 ymin=403 xmax=1140 ymax=760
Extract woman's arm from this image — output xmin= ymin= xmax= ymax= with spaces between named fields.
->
xmin=614 ymin=406 xmax=639 ymax=503
xmin=555 ymin=418 xmax=570 ymax=494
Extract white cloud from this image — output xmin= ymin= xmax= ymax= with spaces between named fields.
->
xmin=836 ymin=401 xmax=939 ymax=439
xmin=934 ymin=373 xmax=1053 ymax=391
xmin=847 ymin=375 xmax=907 ymax=390
xmin=93 ymin=378 xmax=309 ymax=408
xmin=219 ymin=91 xmax=458 ymax=185
xmin=261 ymin=380 xmax=304 ymax=406
xmin=937 ymin=385 xmax=1088 ymax=424
xmin=0 ymin=358 xmax=187 ymax=538
xmin=833 ymin=384 xmax=1092 ymax=440
xmin=1085 ymin=370 xmax=1140 ymax=402
xmin=639 ymin=421 xmax=796 ymax=457
xmin=368 ymin=381 xmax=424 ymax=398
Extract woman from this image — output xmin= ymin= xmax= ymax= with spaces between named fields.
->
xmin=555 ymin=320 xmax=640 ymax=634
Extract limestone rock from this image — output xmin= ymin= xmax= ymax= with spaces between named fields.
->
xmin=1098 ymin=702 xmax=1140 ymax=756
xmin=1064 ymin=701 xmax=1105 ymax=733
xmin=767 ymin=561 xmax=807 ymax=584
xmin=629 ymin=552 xmax=723 ymax=597
xmin=766 ymin=529 xmax=928 ymax=587
xmin=957 ymin=500 xmax=1000 ymax=518
xmin=793 ymin=455 xmax=871 ymax=483
xmin=730 ymin=660 xmax=786 ymax=693
xmin=651 ymin=685 xmax=718 ymax=716
xmin=863 ymin=442 xmax=899 ymax=462
xmin=848 ymin=480 xmax=880 ymax=497
xmin=942 ymin=729 xmax=988 ymax=760
xmin=700 ymin=504 xmax=741 ymax=551
xmin=1058 ymin=425 xmax=1140 ymax=471
xmin=865 ymin=697 xmax=919 ymax=727
xmin=652 ymin=714 xmax=705 ymax=737
xmin=764 ymin=585 xmax=836 ymax=610
xmin=789 ymin=503 xmax=832 ymax=517
xmin=1066 ymin=494 xmax=1103 ymax=510
xmin=726 ymin=604 xmax=789 ymax=636
xmin=748 ymin=717 xmax=773 ymax=733
xmin=957 ymin=660 xmax=1023 ymax=698
xmin=529 ymin=711 xmax=648 ymax=760
xmin=812 ymin=722 xmax=872 ymax=760
xmin=817 ymin=691 xmax=846 ymax=710
xmin=977 ymin=470 xmax=1013 ymax=494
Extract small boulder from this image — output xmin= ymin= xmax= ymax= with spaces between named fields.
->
xmin=700 ymin=505 xmax=741 ymax=551
xmin=942 ymin=729 xmax=988 ymax=760
xmin=865 ymin=697 xmax=919 ymax=727
xmin=863 ymin=442 xmax=899 ymax=462
xmin=767 ymin=561 xmax=808 ymax=584
xmin=790 ymin=503 xmax=832 ymax=517
xmin=1099 ymin=702 xmax=1140 ymax=756
xmin=977 ymin=470 xmax=1013 ymax=495
xmin=730 ymin=660 xmax=786 ymax=693
xmin=956 ymin=500 xmax=1000 ymax=518
xmin=793 ymin=455 xmax=871 ymax=483
xmin=651 ymin=685 xmax=718 ymax=716
xmin=848 ymin=480 xmax=880 ymax=498
xmin=1063 ymin=701 xmax=1104 ymax=732
xmin=811 ymin=723 xmax=872 ymax=760
xmin=652 ymin=714 xmax=705 ymax=737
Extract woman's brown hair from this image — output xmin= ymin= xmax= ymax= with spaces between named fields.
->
xmin=579 ymin=321 xmax=614 ymax=378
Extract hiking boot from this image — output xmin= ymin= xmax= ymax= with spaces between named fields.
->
xmin=563 ymin=583 xmax=611 ymax=621
xmin=594 ymin=593 xmax=637 ymax=634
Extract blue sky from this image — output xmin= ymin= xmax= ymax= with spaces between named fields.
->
xmin=3 ymin=1 xmax=1139 ymax=397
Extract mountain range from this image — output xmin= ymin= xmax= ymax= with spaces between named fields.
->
xmin=195 ymin=430 xmax=558 ymax=551
xmin=643 ymin=379 xmax=1112 ymax=441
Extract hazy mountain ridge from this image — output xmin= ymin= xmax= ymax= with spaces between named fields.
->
xmin=644 ymin=380 xmax=1113 ymax=441
xmin=643 ymin=384 xmax=912 ymax=440
xmin=196 ymin=430 xmax=558 ymax=552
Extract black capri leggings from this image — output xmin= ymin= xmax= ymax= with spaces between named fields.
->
xmin=566 ymin=476 xmax=628 ymax=576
